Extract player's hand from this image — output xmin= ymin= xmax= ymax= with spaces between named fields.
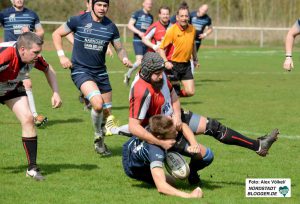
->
xmin=164 ymin=61 xmax=173 ymax=70
xmin=198 ymin=33 xmax=207 ymax=39
xmin=106 ymin=48 xmax=114 ymax=57
xmin=59 ymin=56 xmax=72 ymax=69
xmin=193 ymin=60 xmax=200 ymax=68
xmin=123 ymin=58 xmax=133 ymax=68
xmin=283 ymin=57 xmax=293 ymax=71
xmin=21 ymin=26 xmax=30 ymax=33
xmin=187 ymin=144 xmax=201 ymax=154
xmin=172 ymin=114 xmax=182 ymax=131
xmin=138 ymin=32 xmax=145 ymax=38
xmin=159 ymin=139 xmax=176 ymax=150
xmin=51 ymin=92 xmax=62 ymax=109
xmin=190 ymin=187 xmax=203 ymax=198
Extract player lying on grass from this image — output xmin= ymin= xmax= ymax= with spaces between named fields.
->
xmin=108 ymin=52 xmax=279 ymax=185
xmin=122 ymin=114 xmax=208 ymax=198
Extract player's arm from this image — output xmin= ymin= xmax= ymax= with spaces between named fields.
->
xmin=112 ymin=39 xmax=132 ymax=67
xmin=34 ymin=26 xmax=45 ymax=39
xmin=127 ymin=18 xmax=144 ymax=38
xmin=151 ymin=167 xmax=203 ymax=198
xmin=52 ymin=23 xmax=73 ymax=69
xmin=199 ymin=25 xmax=213 ymax=39
xmin=284 ymin=21 xmax=300 ymax=71
xmin=142 ymin=27 xmax=159 ymax=51
xmin=158 ymin=29 xmax=173 ymax=69
xmin=43 ymin=64 xmax=62 ymax=108
xmin=170 ymin=87 xmax=182 ymax=130
xmin=129 ymin=117 xmax=175 ymax=150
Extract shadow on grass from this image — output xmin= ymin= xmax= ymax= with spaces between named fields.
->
xmin=181 ymin=101 xmax=203 ymax=105
xmin=2 ymin=163 xmax=98 ymax=176
xmin=43 ymin=118 xmax=84 ymax=127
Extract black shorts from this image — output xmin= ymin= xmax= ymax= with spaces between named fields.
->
xmin=0 ymin=83 xmax=26 ymax=104
xmin=165 ymin=61 xmax=194 ymax=82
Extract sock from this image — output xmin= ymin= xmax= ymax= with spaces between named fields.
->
xmin=113 ymin=124 xmax=132 ymax=137
xmin=126 ymin=62 xmax=139 ymax=78
xmin=91 ymin=108 xmax=103 ymax=136
xmin=205 ymin=118 xmax=260 ymax=151
xmin=189 ymin=148 xmax=214 ymax=173
xmin=22 ymin=136 xmax=38 ymax=170
xmin=223 ymin=128 xmax=260 ymax=151
xmin=26 ymin=89 xmax=38 ymax=117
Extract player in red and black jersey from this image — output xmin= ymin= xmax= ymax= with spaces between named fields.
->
xmin=126 ymin=52 xmax=279 ymax=185
xmin=0 ymin=32 xmax=62 ymax=181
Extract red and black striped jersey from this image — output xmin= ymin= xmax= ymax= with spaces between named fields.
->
xmin=129 ymin=73 xmax=173 ymax=127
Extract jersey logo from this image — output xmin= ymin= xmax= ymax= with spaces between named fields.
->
xmin=9 ymin=14 xmax=16 ymax=22
xmin=84 ymin=23 xmax=93 ymax=33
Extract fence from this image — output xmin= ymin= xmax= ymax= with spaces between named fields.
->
xmin=41 ymin=21 xmax=290 ymax=47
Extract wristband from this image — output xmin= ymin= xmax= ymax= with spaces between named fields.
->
xmin=203 ymin=33 xmax=207 ymax=37
xmin=57 ymin=50 xmax=65 ymax=57
xmin=123 ymin=57 xmax=128 ymax=61
xmin=286 ymin=55 xmax=292 ymax=58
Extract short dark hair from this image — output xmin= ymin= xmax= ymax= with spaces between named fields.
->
xmin=159 ymin=6 xmax=170 ymax=14
xmin=149 ymin=115 xmax=175 ymax=139
xmin=176 ymin=1 xmax=189 ymax=15
xmin=16 ymin=32 xmax=43 ymax=50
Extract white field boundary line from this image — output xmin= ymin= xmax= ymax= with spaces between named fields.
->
xmin=240 ymin=131 xmax=300 ymax=140
xmin=52 ymin=70 xmax=300 ymax=75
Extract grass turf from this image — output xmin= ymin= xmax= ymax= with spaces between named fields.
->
xmin=0 ymin=46 xmax=299 ymax=203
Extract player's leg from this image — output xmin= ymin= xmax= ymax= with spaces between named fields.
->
xmin=178 ymin=63 xmax=195 ymax=97
xmin=124 ymin=41 xmax=145 ymax=85
xmin=180 ymin=79 xmax=195 ymax=97
xmin=5 ymin=95 xmax=44 ymax=181
xmin=23 ymin=76 xmax=47 ymax=127
xmin=185 ymin=110 xmax=279 ymax=156
xmin=80 ymin=80 xmax=111 ymax=156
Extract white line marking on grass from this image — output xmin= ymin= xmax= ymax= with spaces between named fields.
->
xmin=240 ymin=131 xmax=300 ymax=140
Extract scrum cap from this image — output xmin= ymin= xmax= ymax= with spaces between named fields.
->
xmin=140 ymin=52 xmax=165 ymax=82
xmin=92 ymin=0 xmax=109 ymax=7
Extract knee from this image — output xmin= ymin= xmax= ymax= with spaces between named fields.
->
xmin=92 ymin=103 xmax=103 ymax=113
xmin=202 ymin=148 xmax=214 ymax=167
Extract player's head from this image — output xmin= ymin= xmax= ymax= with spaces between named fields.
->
xmin=143 ymin=0 xmax=153 ymax=13
xmin=198 ymin=4 xmax=208 ymax=17
xmin=91 ymin=0 xmax=109 ymax=19
xmin=158 ymin=6 xmax=170 ymax=25
xmin=176 ymin=2 xmax=190 ymax=28
xmin=149 ymin=115 xmax=177 ymax=139
xmin=16 ymin=32 xmax=43 ymax=64
xmin=11 ymin=0 xmax=25 ymax=9
xmin=140 ymin=52 xmax=165 ymax=89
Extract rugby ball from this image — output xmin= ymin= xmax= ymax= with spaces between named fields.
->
xmin=165 ymin=151 xmax=190 ymax=179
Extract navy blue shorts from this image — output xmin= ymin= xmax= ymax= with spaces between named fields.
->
xmin=71 ymin=69 xmax=112 ymax=94
xmin=133 ymin=40 xmax=147 ymax=56
xmin=0 ymin=82 xmax=26 ymax=104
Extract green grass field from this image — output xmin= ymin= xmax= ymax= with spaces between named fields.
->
xmin=0 ymin=46 xmax=299 ymax=204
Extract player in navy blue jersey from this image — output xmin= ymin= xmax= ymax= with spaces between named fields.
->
xmin=283 ymin=19 xmax=300 ymax=71
xmin=124 ymin=0 xmax=153 ymax=86
xmin=190 ymin=4 xmax=213 ymax=52
xmin=123 ymin=115 xmax=204 ymax=198
xmin=52 ymin=0 xmax=132 ymax=156
xmin=0 ymin=0 xmax=48 ymax=127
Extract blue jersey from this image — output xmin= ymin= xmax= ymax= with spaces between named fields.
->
xmin=131 ymin=9 xmax=153 ymax=41
xmin=190 ymin=11 xmax=212 ymax=39
xmin=0 ymin=7 xmax=41 ymax=41
xmin=123 ymin=136 xmax=165 ymax=170
xmin=66 ymin=13 xmax=120 ymax=72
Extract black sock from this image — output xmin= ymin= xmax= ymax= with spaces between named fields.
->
xmin=205 ymin=118 xmax=259 ymax=151
xmin=221 ymin=128 xmax=259 ymax=151
xmin=22 ymin=136 xmax=38 ymax=170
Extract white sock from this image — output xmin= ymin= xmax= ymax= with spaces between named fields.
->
xmin=91 ymin=108 xmax=103 ymax=136
xmin=26 ymin=89 xmax=38 ymax=117
xmin=126 ymin=62 xmax=140 ymax=78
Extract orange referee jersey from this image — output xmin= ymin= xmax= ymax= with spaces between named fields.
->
xmin=160 ymin=23 xmax=195 ymax=63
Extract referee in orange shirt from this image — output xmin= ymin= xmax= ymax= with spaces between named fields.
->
xmin=158 ymin=4 xmax=198 ymax=97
